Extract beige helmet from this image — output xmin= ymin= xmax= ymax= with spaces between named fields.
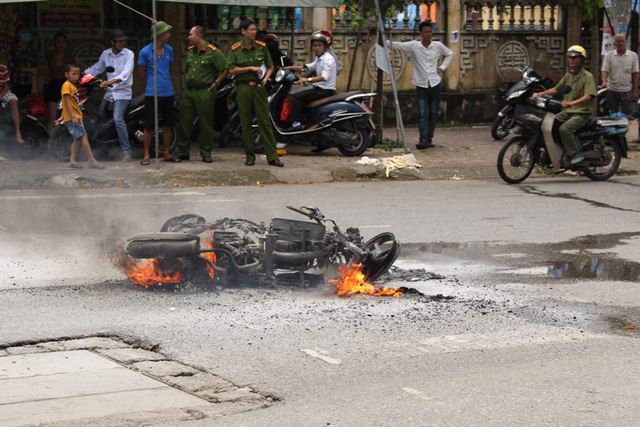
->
xmin=566 ymin=45 xmax=587 ymax=59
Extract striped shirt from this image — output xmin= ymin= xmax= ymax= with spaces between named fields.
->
xmin=0 ymin=64 xmax=10 ymax=90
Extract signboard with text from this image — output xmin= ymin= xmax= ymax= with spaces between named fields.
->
xmin=38 ymin=0 xmax=102 ymax=37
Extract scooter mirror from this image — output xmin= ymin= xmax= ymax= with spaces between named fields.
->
xmin=564 ymin=85 xmax=572 ymax=94
xmin=105 ymin=66 xmax=115 ymax=73
xmin=280 ymin=55 xmax=286 ymax=67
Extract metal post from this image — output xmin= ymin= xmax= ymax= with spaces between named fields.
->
xmin=373 ymin=0 xmax=408 ymax=153
xmin=152 ymin=1 xmax=159 ymax=169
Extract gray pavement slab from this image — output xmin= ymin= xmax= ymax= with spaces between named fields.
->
xmin=0 ymin=350 xmax=208 ymax=426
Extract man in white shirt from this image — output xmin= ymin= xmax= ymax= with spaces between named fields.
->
xmin=601 ymin=34 xmax=639 ymax=117
xmin=387 ymin=21 xmax=453 ymax=148
xmin=284 ymin=31 xmax=337 ymax=132
xmin=84 ymin=29 xmax=135 ymax=161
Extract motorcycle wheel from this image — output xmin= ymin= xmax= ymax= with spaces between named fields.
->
xmin=351 ymin=232 xmax=401 ymax=282
xmin=51 ymin=125 xmax=73 ymax=162
xmin=19 ymin=125 xmax=48 ymax=160
xmin=149 ymin=123 xmax=178 ymax=157
xmin=491 ymin=115 xmax=515 ymax=140
xmin=497 ymin=136 xmax=535 ymax=184
xmin=219 ymin=119 xmax=240 ymax=147
xmin=584 ymin=137 xmax=622 ymax=181
xmin=338 ymin=126 xmax=369 ymax=157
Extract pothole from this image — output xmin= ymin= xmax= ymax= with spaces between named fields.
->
xmin=0 ymin=337 xmax=275 ymax=426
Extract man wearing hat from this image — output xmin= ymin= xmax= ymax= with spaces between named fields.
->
xmin=137 ymin=20 xmax=179 ymax=164
xmin=176 ymin=25 xmax=228 ymax=163
xmin=84 ymin=29 xmax=135 ymax=161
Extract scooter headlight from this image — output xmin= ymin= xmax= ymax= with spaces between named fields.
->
xmin=275 ymin=69 xmax=285 ymax=83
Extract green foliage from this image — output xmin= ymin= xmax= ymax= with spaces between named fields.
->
xmin=558 ymin=0 xmax=604 ymax=21
xmin=374 ymin=138 xmax=404 ymax=151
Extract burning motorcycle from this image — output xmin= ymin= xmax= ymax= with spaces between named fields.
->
xmin=50 ymin=68 xmax=178 ymax=161
xmin=121 ymin=205 xmax=401 ymax=290
xmin=497 ymin=94 xmax=628 ymax=184
xmin=492 ymin=67 xmax=554 ymax=140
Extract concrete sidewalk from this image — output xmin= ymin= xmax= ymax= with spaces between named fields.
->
xmin=0 ymin=125 xmax=638 ymax=190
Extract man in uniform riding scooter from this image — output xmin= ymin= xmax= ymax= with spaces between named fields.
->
xmin=284 ymin=31 xmax=336 ymax=132
xmin=531 ymin=45 xmax=597 ymax=165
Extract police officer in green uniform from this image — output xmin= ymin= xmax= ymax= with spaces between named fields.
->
xmin=532 ymin=45 xmax=597 ymax=165
xmin=177 ymin=25 xmax=228 ymax=163
xmin=226 ymin=19 xmax=283 ymax=167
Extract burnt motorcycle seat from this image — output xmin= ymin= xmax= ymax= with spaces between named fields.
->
xmin=305 ymin=91 xmax=362 ymax=109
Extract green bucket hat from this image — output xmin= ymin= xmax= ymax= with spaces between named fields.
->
xmin=153 ymin=21 xmax=172 ymax=37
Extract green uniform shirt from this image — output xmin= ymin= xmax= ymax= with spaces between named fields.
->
xmin=554 ymin=67 xmax=597 ymax=115
xmin=184 ymin=42 xmax=227 ymax=87
xmin=225 ymin=39 xmax=273 ymax=83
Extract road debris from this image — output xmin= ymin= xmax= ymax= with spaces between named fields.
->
xmin=356 ymin=154 xmax=422 ymax=177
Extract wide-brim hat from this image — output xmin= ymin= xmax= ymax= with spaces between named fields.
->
xmin=153 ymin=21 xmax=172 ymax=37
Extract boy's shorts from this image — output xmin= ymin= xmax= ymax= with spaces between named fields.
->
xmin=1 ymin=89 xmax=18 ymax=107
xmin=64 ymin=119 xmax=88 ymax=139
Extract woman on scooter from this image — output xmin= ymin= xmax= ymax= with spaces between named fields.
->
xmin=284 ymin=31 xmax=337 ymax=132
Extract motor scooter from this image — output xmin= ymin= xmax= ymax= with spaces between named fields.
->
xmin=0 ymin=96 xmax=48 ymax=160
xmin=267 ymin=68 xmax=376 ymax=156
xmin=497 ymin=93 xmax=628 ymax=183
xmin=492 ymin=67 xmax=554 ymax=140
xmin=50 ymin=69 xmax=178 ymax=161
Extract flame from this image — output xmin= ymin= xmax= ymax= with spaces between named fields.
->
xmin=119 ymin=257 xmax=184 ymax=288
xmin=329 ymin=263 xmax=403 ymax=297
xmin=201 ymin=227 xmax=217 ymax=279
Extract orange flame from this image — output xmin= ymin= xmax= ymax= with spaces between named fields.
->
xmin=201 ymin=227 xmax=217 ymax=279
xmin=329 ymin=263 xmax=403 ymax=297
xmin=119 ymin=257 xmax=184 ymax=288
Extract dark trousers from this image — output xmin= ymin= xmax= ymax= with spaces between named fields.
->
xmin=290 ymin=86 xmax=334 ymax=123
xmin=416 ymin=83 xmax=442 ymax=143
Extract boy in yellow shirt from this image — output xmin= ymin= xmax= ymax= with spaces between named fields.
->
xmin=55 ymin=63 xmax=104 ymax=169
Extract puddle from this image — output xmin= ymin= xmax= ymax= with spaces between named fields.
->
xmin=546 ymin=258 xmax=640 ymax=281
xmin=403 ymin=233 xmax=640 ymax=283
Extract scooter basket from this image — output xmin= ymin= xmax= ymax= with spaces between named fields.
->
xmin=514 ymin=104 xmax=545 ymax=129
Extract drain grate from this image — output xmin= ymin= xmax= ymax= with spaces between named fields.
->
xmin=0 ymin=337 xmax=274 ymax=426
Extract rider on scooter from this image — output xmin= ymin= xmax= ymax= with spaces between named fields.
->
xmin=531 ymin=45 xmax=597 ymax=165
xmin=284 ymin=31 xmax=337 ymax=132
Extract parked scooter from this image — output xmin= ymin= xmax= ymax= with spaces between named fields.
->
xmin=268 ymin=68 xmax=375 ymax=156
xmin=492 ymin=67 xmax=554 ymax=140
xmin=50 ymin=68 xmax=178 ymax=161
xmin=497 ymin=94 xmax=628 ymax=184
xmin=0 ymin=97 xmax=48 ymax=160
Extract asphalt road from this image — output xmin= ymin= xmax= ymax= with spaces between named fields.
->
xmin=1 ymin=178 xmax=639 ymax=426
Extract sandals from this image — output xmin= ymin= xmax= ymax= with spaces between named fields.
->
xmin=140 ymin=158 xmax=150 ymax=166
xmin=88 ymin=163 xmax=106 ymax=169
xmin=163 ymin=156 xmax=181 ymax=163
xmin=68 ymin=163 xmax=83 ymax=169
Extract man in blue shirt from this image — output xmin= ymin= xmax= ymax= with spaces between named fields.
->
xmin=137 ymin=21 xmax=178 ymax=164
xmin=84 ymin=29 xmax=134 ymax=162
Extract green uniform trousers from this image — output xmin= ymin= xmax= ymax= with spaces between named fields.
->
xmin=177 ymin=88 xmax=215 ymax=158
xmin=555 ymin=110 xmax=591 ymax=157
xmin=236 ymin=83 xmax=278 ymax=162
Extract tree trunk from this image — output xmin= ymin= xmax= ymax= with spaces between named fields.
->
xmin=591 ymin=4 xmax=600 ymax=83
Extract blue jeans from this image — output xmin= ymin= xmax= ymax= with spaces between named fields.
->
xmin=99 ymin=98 xmax=131 ymax=154
xmin=416 ymin=84 xmax=441 ymax=143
